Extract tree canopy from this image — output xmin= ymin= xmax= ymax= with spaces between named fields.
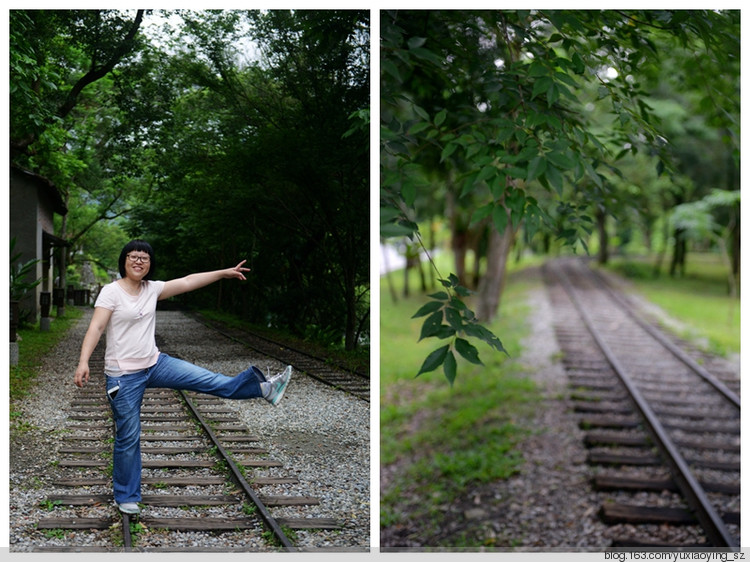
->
xmin=10 ymin=9 xmax=370 ymax=351
xmin=380 ymin=9 xmax=739 ymax=383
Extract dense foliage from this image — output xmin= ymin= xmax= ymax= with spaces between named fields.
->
xmin=10 ymin=9 xmax=370 ymax=351
xmin=381 ymin=10 xmax=739 ymax=382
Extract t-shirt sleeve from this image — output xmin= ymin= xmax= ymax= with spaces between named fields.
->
xmin=94 ymin=283 xmax=117 ymax=310
xmin=151 ymin=280 xmax=166 ymax=298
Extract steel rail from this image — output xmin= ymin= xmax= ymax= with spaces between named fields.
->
xmin=587 ymin=266 xmax=740 ymax=409
xmin=550 ymin=261 xmax=738 ymax=549
xmin=179 ymin=390 xmax=297 ymax=551
xmin=187 ymin=310 xmax=370 ymax=401
xmin=121 ymin=514 xmax=134 ymax=550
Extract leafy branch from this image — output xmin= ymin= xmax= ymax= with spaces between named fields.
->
xmin=407 ymin=234 xmax=508 ymax=385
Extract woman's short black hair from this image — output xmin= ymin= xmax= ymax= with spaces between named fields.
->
xmin=118 ymin=240 xmax=156 ymax=280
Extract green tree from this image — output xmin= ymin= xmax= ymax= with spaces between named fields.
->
xmin=125 ymin=10 xmax=370 ymax=351
xmin=381 ymin=9 xmax=739 ymax=382
xmin=10 ymin=9 xmax=151 ymax=291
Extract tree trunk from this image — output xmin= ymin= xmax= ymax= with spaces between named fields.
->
xmin=475 ymin=209 xmax=515 ymax=322
xmin=596 ymin=208 xmax=609 ymax=265
xmin=447 ymin=190 xmax=469 ymax=287
xmin=344 ymin=268 xmax=357 ymax=351
xmin=669 ymin=227 xmax=687 ymax=277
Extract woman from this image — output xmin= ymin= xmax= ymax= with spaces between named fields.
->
xmin=74 ymin=240 xmax=292 ymax=515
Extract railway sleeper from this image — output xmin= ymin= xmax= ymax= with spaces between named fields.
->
xmin=600 ymin=503 xmax=738 ymax=529
xmin=579 ymin=415 xmax=640 ymax=429
xmin=588 ymin=450 xmax=738 ymax=472
xmin=578 ymin=413 xmax=740 ymax=438
xmin=54 ymin=476 xmax=228 ymax=487
xmin=572 ymin=400 xmax=633 ymax=414
xmin=599 ymin=502 xmax=696 ymax=526
xmin=570 ymin=390 xmax=627 ymax=402
xmin=609 ymin=540 xmax=716 ymax=550
xmin=567 ymin=379 xmax=622 ymax=392
xmin=583 ymin=430 xmax=650 ymax=448
xmin=593 ymin=475 xmax=739 ymax=495
xmin=44 ymin=493 xmax=242 ymax=507
xmin=582 ymin=428 xmax=739 ymax=453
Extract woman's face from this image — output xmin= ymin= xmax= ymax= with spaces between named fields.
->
xmin=124 ymin=251 xmax=151 ymax=281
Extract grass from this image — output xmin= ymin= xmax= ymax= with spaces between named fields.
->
xmin=379 ymin=248 xmax=740 ymax=546
xmin=10 ymin=307 xmax=84 ymax=412
xmin=379 ymin=255 xmax=542 ymax=540
xmin=602 ymin=252 xmax=739 ymax=355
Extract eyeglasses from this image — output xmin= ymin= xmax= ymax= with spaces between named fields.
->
xmin=126 ymin=254 xmax=151 ymax=263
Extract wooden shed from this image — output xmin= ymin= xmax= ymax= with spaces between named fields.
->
xmin=10 ymin=164 xmax=68 ymax=323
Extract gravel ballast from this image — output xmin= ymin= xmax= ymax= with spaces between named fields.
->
xmin=9 ymin=308 xmax=370 ymax=552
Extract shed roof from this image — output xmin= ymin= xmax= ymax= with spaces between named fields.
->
xmin=11 ymin=164 xmax=68 ymax=216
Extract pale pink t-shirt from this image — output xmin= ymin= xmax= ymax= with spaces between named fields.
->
xmin=94 ymin=280 xmax=165 ymax=376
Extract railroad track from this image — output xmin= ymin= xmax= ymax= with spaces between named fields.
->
xmin=543 ymin=258 xmax=740 ymax=550
xmin=188 ymin=311 xmax=370 ymax=402
xmin=33 ymin=339 xmax=338 ymax=552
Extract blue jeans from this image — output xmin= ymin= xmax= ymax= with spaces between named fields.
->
xmin=105 ymin=353 xmax=265 ymax=504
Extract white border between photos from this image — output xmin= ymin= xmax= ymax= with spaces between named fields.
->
xmin=3 ymin=2 xmax=748 ymax=559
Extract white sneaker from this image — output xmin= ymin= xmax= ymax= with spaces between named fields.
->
xmin=117 ymin=502 xmax=141 ymax=515
xmin=265 ymin=365 xmax=292 ymax=406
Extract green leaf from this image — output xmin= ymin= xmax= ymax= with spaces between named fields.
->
xmin=418 ymin=310 xmax=444 ymax=341
xmin=531 ymin=76 xmax=552 ymax=100
xmin=417 ymin=344 xmax=450 ymax=377
xmin=412 ymin=104 xmax=430 ymax=121
xmin=476 ymin=165 xmax=497 ymax=184
xmin=443 ymin=350 xmax=457 ymax=385
xmin=527 ymin=155 xmax=546 ymax=182
xmin=435 ymin=325 xmax=457 ymax=339
xmin=528 ymin=60 xmax=548 ymax=77
xmin=380 ymin=222 xmax=417 ymax=238
xmin=412 ymin=300 xmax=444 ymax=318
xmin=385 ymin=140 xmax=410 ymax=156
xmin=470 ymin=203 xmax=493 ymax=226
xmin=545 ymin=164 xmax=563 ymax=195
xmin=455 ymin=338 xmax=483 ymax=365
xmin=427 ymin=291 xmax=450 ymax=301
xmin=582 ymin=158 xmax=603 ymax=188
xmin=410 ymin=47 xmax=444 ymax=66
xmin=407 ymin=121 xmax=432 ymax=135
xmin=572 ymin=52 xmax=585 ymax=74
xmin=507 ymin=189 xmax=526 ymax=228
xmin=382 ymin=59 xmax=402 ymax=82
xmin=492 ymin=205 xmax=509 ymax=234
xmin=440 ymin=142 xmax=458 ymax=162
xmin=546 ymin=83 xmax=559 ymax=106
xmin=489 ymin=174 xmax=506 ymax=199
xmin=444 ymin=307 xmax=463 ymax=332
xmin=449 ymin=297 xmax=467 ymax=311
xmin=463 ymin=323 xmax=508 ymax=355
xmin=407 ymin=36 xmax=427 ymax=49
xmin=401 ymin=182 xmax=416 ymax=206
xmin=434 ymin=109 xmax=448 ymax=127
xmin=454 ymin=285 xmax=472 ymax=298
xmin=546 ymin=150 xmax=575 ymax=170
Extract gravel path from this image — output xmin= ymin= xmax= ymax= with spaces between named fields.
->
xmin=9 ymin=309 xmax=370 ymax=552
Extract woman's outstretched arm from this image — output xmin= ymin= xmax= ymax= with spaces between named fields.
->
xmin=159 ymin=260 xmax=250 ymax=301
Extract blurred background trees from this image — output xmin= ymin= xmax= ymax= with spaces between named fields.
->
xmin=380 ymin=10 xmax=739 ymax=378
